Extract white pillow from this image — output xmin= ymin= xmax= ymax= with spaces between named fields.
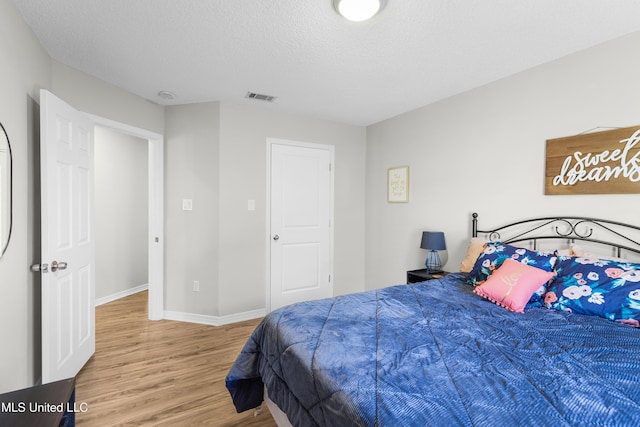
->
xmin=570 ymin=243 xmax=630 ymax=262
xmin=556 ymin=248 xmax=572 ymax=257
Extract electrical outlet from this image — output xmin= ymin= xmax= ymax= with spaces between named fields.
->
xmin=193 ymin=280 xmax=200 ymax=292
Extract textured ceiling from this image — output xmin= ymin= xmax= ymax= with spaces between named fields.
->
xmin=11 ymin=0 xmax=640 ymax=126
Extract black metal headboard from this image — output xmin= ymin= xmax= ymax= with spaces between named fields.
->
xmin=471 ymin=212 xmax=640 ymax=257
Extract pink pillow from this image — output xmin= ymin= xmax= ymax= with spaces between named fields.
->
xmin=474 ymin=258 xmax=555 ymax=313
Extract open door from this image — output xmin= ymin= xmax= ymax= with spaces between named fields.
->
xmin=35 ymin=90 xmax=96 ymax=383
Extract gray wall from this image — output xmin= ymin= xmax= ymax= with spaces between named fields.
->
xmin=0 ymin=0 xmax=51 ymax=393
xmin=0 ymin=0 xmax=163 ymax=392
xmin=163 ymin=102 xmax=367 ymax=317
xmin=217 ymin=103 xmax=366 ymax=316
xmin=365 ymin=32 xmax=640 ymax=290
xmin=51 ymin=62 xmax=164 ymax=135
xmin=95 ymin=127 xmax=148 ymax=300
xmin=165 ymin=102 xmax=221 ymax=316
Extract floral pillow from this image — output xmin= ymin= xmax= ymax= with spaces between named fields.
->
xmin=468 ymin=242 xmax=557 ymax=284
xmin=544 ymin=256 xmax=640 ymax=327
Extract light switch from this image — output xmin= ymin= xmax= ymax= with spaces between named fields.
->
xmin=182 ymin=199 xmax=193 ymax=211
xmin=248 ymin=199 xmax=256 ymax=211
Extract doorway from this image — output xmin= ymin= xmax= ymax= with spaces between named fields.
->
xmin=94 ymin=127 xmax=148 ymax=305
xmin=88 ymin=114 xmax=164 ymax=320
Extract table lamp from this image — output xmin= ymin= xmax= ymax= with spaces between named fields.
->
xmin=420 ymin=231 xmax=446 ymax=274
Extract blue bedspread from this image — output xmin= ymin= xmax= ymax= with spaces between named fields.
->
xmin=226 ymin=273 xmax=640 ymax=426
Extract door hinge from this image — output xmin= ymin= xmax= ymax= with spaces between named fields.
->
xmin=329 ymin=274 xmax=331 ymax=283
xmin=329 ymin=163 xmax=332 ymax=172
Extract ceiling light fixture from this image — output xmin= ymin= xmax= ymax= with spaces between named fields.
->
xmin=333 ymin=0 xmax=387 ymax=22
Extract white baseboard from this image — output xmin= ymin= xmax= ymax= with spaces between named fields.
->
xmin=95 ymin=285 xmax=265 ymax=326
xmin=95 ymin=284 xmax=149 ymax=307
xmin=163 ymin=308 xmax=266 ymax=327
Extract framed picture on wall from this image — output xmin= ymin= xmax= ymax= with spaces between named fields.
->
xmin=387 ymin=166 xmax=409 ymax=203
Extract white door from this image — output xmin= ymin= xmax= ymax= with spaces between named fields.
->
xmin=38 ymin=90 xmax=95 ymax=383
xmin=269 ymin=140 xmax=334 ymax=311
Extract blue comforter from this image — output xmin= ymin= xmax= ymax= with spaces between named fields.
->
xmin=226 ymin=273 xmax=640 ymax=426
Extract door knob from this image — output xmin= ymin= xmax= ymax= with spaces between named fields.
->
xmin=31 ymin=263 xmax=49 ymax=273
xmin=51 ymin=260 xmax=68 ymax=272
xmin=32 ymin=261 xmax=68 ymax=273
xmin=273 ymin=234 xmax=280 ymax=241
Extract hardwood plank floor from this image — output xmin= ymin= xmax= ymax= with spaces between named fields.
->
xmin=75 ymin=291 xmax=277 ymax=426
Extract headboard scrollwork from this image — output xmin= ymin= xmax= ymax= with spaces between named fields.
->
xmin=472 ymin=212 xmax=640 ymax=257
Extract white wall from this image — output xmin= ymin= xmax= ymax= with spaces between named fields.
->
xmin=0 ymin=0 xmax=51 ymax=393
xmin=365 ymin=32 xmax=640 ymax=290
xmin=95 ymin=127 xmax=148 ymax=300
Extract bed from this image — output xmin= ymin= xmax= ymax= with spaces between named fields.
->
xmin=226 ymin=213 xmax=640 ymax=426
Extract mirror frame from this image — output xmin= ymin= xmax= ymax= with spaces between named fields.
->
xmin=0 ymin=122 xmax=12 ymax=258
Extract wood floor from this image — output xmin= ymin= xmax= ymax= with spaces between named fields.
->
xmin=75 ymin=291 xmax=278 ymax=426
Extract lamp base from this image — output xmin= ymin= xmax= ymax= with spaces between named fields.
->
xmin=425 ymin=250 xmax=443 ymax=275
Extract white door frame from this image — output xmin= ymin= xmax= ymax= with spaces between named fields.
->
xmin=87 ymin=114 xmax=164 ymax=320
xmin=265 ymin=138 xmax=334 ymax=313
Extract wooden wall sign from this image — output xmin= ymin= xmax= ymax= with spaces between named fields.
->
xmin=545 ymin=125 xmax=640 ymax=195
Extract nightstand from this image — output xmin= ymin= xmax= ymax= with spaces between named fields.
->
xmin=407 ymin=268 xmax=449 ymax=284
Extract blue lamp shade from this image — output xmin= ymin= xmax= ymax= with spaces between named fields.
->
xmin=420 ymin=231 xmax=446 ymax=274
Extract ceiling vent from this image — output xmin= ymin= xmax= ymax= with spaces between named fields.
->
xmin=245 ymin=91 xmax=277 ymax=102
